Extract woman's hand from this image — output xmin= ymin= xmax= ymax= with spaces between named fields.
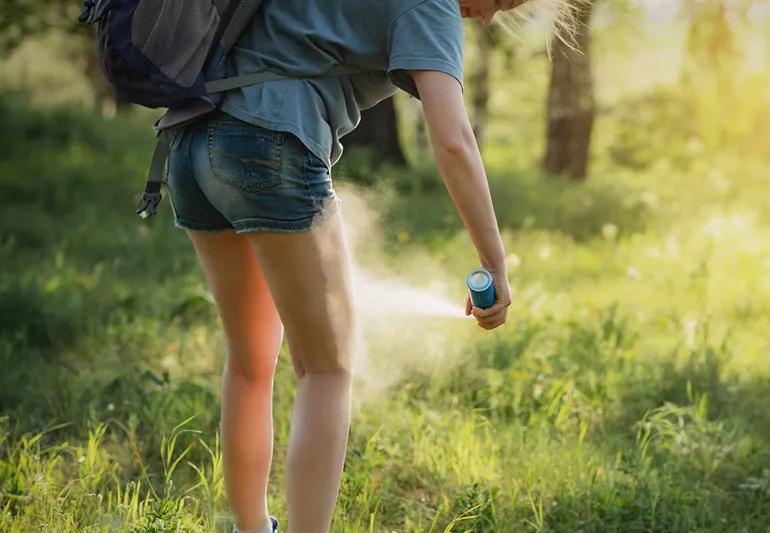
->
xmin=464 ymin=268 xmax=512 ymax=330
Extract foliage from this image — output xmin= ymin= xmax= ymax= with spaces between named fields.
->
xmin=0 ymin=0 xmax=87 ymax=52
xmin=2 ymin=3 xmax=770 ymax=529
xmin=1 ymin=83 xmax=770 ymax=530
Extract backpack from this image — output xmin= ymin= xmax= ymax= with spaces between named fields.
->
xmin=78 ymin=0 xmax=365 ymax=219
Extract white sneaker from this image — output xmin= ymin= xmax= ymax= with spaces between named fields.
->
xmin=233 ymin=516 xmax=279 ymax=533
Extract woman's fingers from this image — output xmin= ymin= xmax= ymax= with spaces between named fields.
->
xmin=465 ymin=294 xmax=473 ymax=316
xmin=470 ymin=294 xmax=511 ymax=330
xmin=472 ymin=294 xmax=511 ymax=317
xmin=471 ymin=307 xmax=505 ymax=328
xmin=472 ymin=300 xmax=507 ymax=318
xmin=476 ymin=312 xmax=505 ymax=330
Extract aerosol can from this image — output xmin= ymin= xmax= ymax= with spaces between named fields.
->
xmin=466 ymin=268 xmax=495 ymax=310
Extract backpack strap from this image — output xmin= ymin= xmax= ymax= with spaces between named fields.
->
xmin=204 ymin=64 xmax=370 ymax=94
xmin=135 ymin=130 xmax=172 ymax=219
xmin=204 ymin=0 xmax=246 ymax=65
xmin=220 ymin=0 xmax=267 ymax=52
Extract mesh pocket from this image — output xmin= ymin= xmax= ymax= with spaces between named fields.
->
xmin=132 ymin=0 xmax=220 ymax=87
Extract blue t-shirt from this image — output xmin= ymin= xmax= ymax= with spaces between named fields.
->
xmin=219 ymin=0 xmax=465 ymax=170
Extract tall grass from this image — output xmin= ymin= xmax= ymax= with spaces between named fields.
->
xmin=1 ymin=90 xmax=770 ymax=531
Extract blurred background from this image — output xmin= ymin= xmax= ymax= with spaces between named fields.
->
xmin=1 ymin=1 xmax=769 ymax=531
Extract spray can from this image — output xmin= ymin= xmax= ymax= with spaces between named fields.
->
xmin=466 ymin=268 xmax=495 ymax=310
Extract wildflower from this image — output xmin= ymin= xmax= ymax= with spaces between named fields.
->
xmin=709 ymin=169 xmax=730 ymax=194
xmin=639 ymin=191 xmax=659 ymax=209
xmin=626 ymin=267 xmax=642 ymax=280
xmin=602 ymin=223 xmax=618 ymax=241
xmin=522 ymin=215 xmax=536 ymax=229
xmin=683 ymin=318 xmax=698 ymax=348
xmin=506 ymin=253 xmax=522 ymax=269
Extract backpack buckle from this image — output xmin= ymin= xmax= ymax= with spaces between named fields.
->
xmin=136 ymin=192 xmax=162 ymax=219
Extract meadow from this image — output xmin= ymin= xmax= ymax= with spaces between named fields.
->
xmin=2 ymin=81 xmax=770 ymax=531
xmin=2 ymin=6 xmax=770 ymax=530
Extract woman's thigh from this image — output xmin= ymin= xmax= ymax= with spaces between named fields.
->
xmin=185 ymin=229 xmax=287 ymax=379
xmin=244 ymin=207 xmax=358 ymax=376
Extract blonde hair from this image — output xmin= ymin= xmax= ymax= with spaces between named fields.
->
xmin=493 ymin=0 xmax=590 ymax=52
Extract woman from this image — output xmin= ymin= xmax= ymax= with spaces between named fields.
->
xmin=165 ymin=0 xmax=572 ymax=531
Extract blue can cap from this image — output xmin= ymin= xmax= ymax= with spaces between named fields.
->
xmin=467 ymin=269 xmax=493 ymax=291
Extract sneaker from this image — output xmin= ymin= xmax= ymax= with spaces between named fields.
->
xmin=233 ymin=517 xmax=279 ymax=533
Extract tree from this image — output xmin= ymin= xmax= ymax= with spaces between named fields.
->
xmin=681 ymin=0 xmax=756 ymax=147
xmin=1 ymin=0 xmax=123 ymax=113
xmin=0 ymin=0 xmax=87 ymax=53
xmin=469 ymin=22 xmax=498 ymax=151
xmin=343 ymin=97 xmax=406 ymax=165
xmin=542 ymin=1 xmax=596 ymax=180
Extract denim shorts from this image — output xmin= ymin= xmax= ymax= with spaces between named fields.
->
xmin=166 ymin=110 xmax=341 ymax=233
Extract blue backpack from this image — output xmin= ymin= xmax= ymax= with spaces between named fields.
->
xmin=78 ymin=0 xmax=364 ymax=218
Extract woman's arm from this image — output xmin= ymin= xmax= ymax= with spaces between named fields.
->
xmin=413 ymin=69 xmax=511 ymax=330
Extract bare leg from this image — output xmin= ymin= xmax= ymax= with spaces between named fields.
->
xmin=284 ymin=371 xmax=352 ymax=530
xmin=245 ymin=207 xmax=357 ymax=533
xmin=186 ymin=229 xmax=283 ymax=531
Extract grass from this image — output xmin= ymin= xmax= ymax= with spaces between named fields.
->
xmin=1 ymin=88 xmax=770 ymax=532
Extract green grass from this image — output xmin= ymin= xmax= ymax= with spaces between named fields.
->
xmin=1 ymin=91 xmax=770 ymax=532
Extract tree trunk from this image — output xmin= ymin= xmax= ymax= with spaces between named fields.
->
xmin=470 ymin=23 xmax=496 ymax=151
xmin=83 ymin=45 xmax=118 ymax=116
xmin=344 ymin=97 xmax=406 ymax=165
xmin=413 ymin=98 xmax=429 ymax=162
xmin=542 ymin=1 xmax=596 ymax=180
xmin=682 ymin=0 xmax=739 ymax=147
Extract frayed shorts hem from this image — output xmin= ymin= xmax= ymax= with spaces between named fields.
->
xmin=173 ymin=197 xmax=341 ymax=234
xmin=230 ymin=197 xmax=341 ymax=233
xmin=173 ymin=217 xmax=231 ymax=233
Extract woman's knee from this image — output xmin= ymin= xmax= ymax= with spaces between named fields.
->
xmin=289 ymin=332 xmax=355 ymax=374
xmin=300 ymin=355 xmax=353 ymax=376
xmin=226 ymin=349 xmax=279 ymax=384
xmin=291 ymin=304 xmax=358 ymax=376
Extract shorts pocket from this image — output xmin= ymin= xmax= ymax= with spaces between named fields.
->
xmin=302 ymin=147 xmax=338 ymax=215
xmin=207 ymin=119 xmax=285 ymax=193
xmin=305 ymin=149 xmax=330 ymax=177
